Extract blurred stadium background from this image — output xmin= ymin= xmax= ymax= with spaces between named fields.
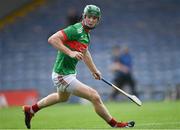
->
xmin=0 ymin=0 xmax=180 ymax=107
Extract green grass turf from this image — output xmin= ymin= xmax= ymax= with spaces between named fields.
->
xmin=0 ymin=101 xmax=180 ymax=129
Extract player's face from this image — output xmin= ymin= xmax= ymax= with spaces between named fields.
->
xmin=84 ymin=15 xmax=99 ymax=28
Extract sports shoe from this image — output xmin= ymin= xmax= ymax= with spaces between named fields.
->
xmin=115 ymin=121 xmax=135 ymax=128
xmin=22 ymin=105 xmax=34 ymax=129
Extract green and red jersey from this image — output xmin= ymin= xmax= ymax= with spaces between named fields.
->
xmin=53 ymin=22 xmax=90 ymax=75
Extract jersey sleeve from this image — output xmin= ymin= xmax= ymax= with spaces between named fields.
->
xmin=62 ymin=25 xmax=78 ymax=41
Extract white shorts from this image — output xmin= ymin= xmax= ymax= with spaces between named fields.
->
xmin=52 ymin=72 xmax=78 ymax=93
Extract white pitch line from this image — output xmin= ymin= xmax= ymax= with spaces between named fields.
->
xmin=138 ymin=121 xmax=180 ymax=126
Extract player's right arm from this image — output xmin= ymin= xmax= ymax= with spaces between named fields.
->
xmin=48 ymin=31 xmax=83 ymax=60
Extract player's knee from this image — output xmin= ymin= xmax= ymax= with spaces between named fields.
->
xmin=57 ymin=94 xmax=69 ymax=102
xmin=90 ymin=89 xmax=101 ymax=104
xmin=59 ymin=98 xmax=68 ymax=102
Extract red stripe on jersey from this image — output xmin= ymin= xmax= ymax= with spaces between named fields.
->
xmin=60 ymin=30 xmax=68 ymax=41
xmin=65 ymin=41 xmax=88 ymax=52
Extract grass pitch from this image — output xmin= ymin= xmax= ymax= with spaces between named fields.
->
xmin=0 ymin=101 xmax=180 ymax=129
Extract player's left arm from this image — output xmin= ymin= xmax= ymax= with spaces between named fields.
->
xmin=83 ymin=49 xmax=101 ymax=80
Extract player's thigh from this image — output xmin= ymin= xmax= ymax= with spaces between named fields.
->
xmin=71 ymin=79 xmax=96 ymax=100
xmin=126 ymin=74 xmax=136 ymax=86
xmin=114 ymin=77 xmax=125 ymax=88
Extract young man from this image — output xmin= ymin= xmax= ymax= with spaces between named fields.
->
xmin=23 ymin=5 xmax=135 ymax=129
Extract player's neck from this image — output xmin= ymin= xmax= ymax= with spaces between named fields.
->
xmin=81 ymin=21 xmax=90 ymax=33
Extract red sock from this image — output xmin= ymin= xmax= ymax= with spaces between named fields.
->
xmin=108 ymin=118 xmax=117 ymax=127
xmin=31 ymin=104 xmax=40 ymax=113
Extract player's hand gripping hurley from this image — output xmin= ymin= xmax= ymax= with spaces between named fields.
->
xmin=101 ymin=77 xmax=142 ymax=106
